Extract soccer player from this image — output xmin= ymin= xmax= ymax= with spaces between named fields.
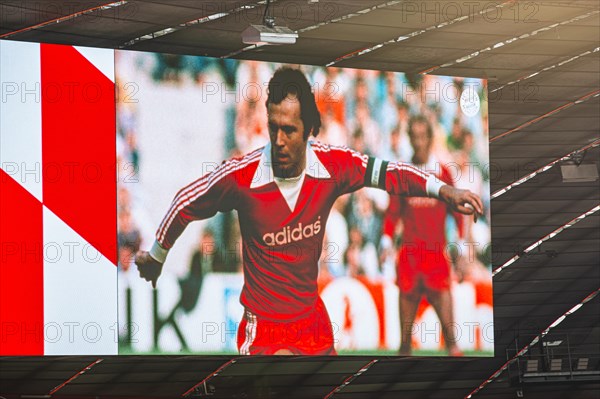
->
xmin=135 ymin=67 xmax=483 ymax=356
xmin=384 ymin=115 xmax=467 ymax=356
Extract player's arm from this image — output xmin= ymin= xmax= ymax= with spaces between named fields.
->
xmin=383 ymin=159 xmax=482 ymax=220
xmin=337 ymin=148 xmax=483 ymax=219
xmin=135 ymin=161 xmax=238 ymax=287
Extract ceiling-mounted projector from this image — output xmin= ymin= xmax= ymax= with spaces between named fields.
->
xmin=242 ymin=24 xmax=298 ymax=45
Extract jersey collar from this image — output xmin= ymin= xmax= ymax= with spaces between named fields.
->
xmin=250 ymin=140 xmax=331 ymax=189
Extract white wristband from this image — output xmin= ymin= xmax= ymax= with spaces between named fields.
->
xmin=149 ymin=240 xmax=168 ymax=264
xmin=426 ymin=174 xmax=445 ymax=198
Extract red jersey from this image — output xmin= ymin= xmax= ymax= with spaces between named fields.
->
xmin=384 ymin=159 xmax=463 ymax=293
xmin=155 ymin=141 xmax=432 ymax=320
xmin=384 ymin=161 xmax=459 ymax=247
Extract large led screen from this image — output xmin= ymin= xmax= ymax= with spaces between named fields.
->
xmin=0 ymin=40 xmax=493 ymax=356
xmin=115 ymin=51 xmax=493 ymax=356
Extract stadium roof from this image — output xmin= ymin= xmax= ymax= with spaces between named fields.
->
xmin=1 ymin=1 xmax=599 ymax=398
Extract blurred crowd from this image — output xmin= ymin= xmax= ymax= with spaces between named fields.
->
xmin=116 ymin=53 xmax=492 ymax=288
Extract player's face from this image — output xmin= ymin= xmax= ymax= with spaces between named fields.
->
xmin=267 ymin=94 xmax=308 ymax=178
xmin=409 ymin=121 xmax=432 ymax=165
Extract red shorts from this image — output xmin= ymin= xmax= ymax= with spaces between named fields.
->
xmin=397 ymin=245 xmax=451 ymax=295
xmin=236 ymin=296 xmax=337 ymax=355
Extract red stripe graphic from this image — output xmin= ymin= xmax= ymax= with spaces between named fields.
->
xmin=0 ymin=170 xmax=44 ymax=355
xmin=40 ymin=44 xmax=117 ymax=265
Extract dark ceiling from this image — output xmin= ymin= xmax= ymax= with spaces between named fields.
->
xmin=1 ymin=1 xmax=599 ymax=398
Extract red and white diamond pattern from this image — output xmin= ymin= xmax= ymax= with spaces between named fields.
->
xmin=1 ymin=40 xmax=117 ymax=355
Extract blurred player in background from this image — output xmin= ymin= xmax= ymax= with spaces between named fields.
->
xmin=135 ymin=67 xmax=483 ymax=356
xmin=384 ymin=115 xmax=466 ymax=356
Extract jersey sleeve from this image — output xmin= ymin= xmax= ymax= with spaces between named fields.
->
xmin=152 ymin=160 xmax=239 ymax=259
xmin=332 ymin=146 xmax=371 ymax=194
xmin=384 ymin=161 xmax=431 ymax=197
xmin=333 ymin=146 xmax=441 ymax=198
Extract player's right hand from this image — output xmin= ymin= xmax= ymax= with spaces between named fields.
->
xmin=439 ymin=185 xmax=484 ymax=223
xmin=135 ymin=251 xmax=163 ymax=289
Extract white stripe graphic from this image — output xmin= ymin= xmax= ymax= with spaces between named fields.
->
xmin=74 ymin=46 xmax=115 ymax=83
xmin=0 ymin=40 xmax=43 ymax=202
xmin=240 ymin=311 xmax=257 ymax=355
xmin=43 ymin=206 xmax=118 ymax=355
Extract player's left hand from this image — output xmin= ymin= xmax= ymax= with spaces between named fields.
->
xmin=439 ymin=185 xmax=484 ymax=222
xmin=135 ymin=251 xmax=163 ymax=288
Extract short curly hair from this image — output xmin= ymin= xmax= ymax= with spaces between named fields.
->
xmin=266 ymin=67 xmax=321 ymax=139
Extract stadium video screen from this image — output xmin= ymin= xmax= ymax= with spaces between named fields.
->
xmin=1 ymin=40 xmax=493 ymax=356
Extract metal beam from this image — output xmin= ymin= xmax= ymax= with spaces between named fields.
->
xmin=48 ymin=358 xmax=104 ymax=395
xmin=121 ymin=1 xmax=267 ymax=48
xmin=420 ymin=10 xmax=600 ymax=74
xmin=327 ymin=0 xmax=514 ymax=67
xmin=323 ymin=359 xmax=378 ymax=399
xmin=491 ymin=139 xmax=600 ymax=199
xmin=465 ymin=288 xmax=600 ymax=398
xmin=181 ymin=358 xmax=237 ymax=397
xmin=490 ymin=89 xmax=600 ymax=142
xmin=490 ymin=47 xmax=600 ymax=94
xmin=493 ymin=204 xmax=600 ymax=277
xmin=0 ymin=2 xmax=127 ymax=39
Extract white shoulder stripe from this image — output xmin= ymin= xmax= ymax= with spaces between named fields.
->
xmin=169 ymin=149 xmax=262 ymax=206
xmin=157 ymin=151 xmax=261 ymax=244
xmin=158 ymin=154 xmax=258 ymax=243
xmin=158 ymin=152 xmax=260 ymax=242
xmin=311 ymin=142 xmax=369 ymax=168
xmin=388 ymin=162 xmax=430 ymax=179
